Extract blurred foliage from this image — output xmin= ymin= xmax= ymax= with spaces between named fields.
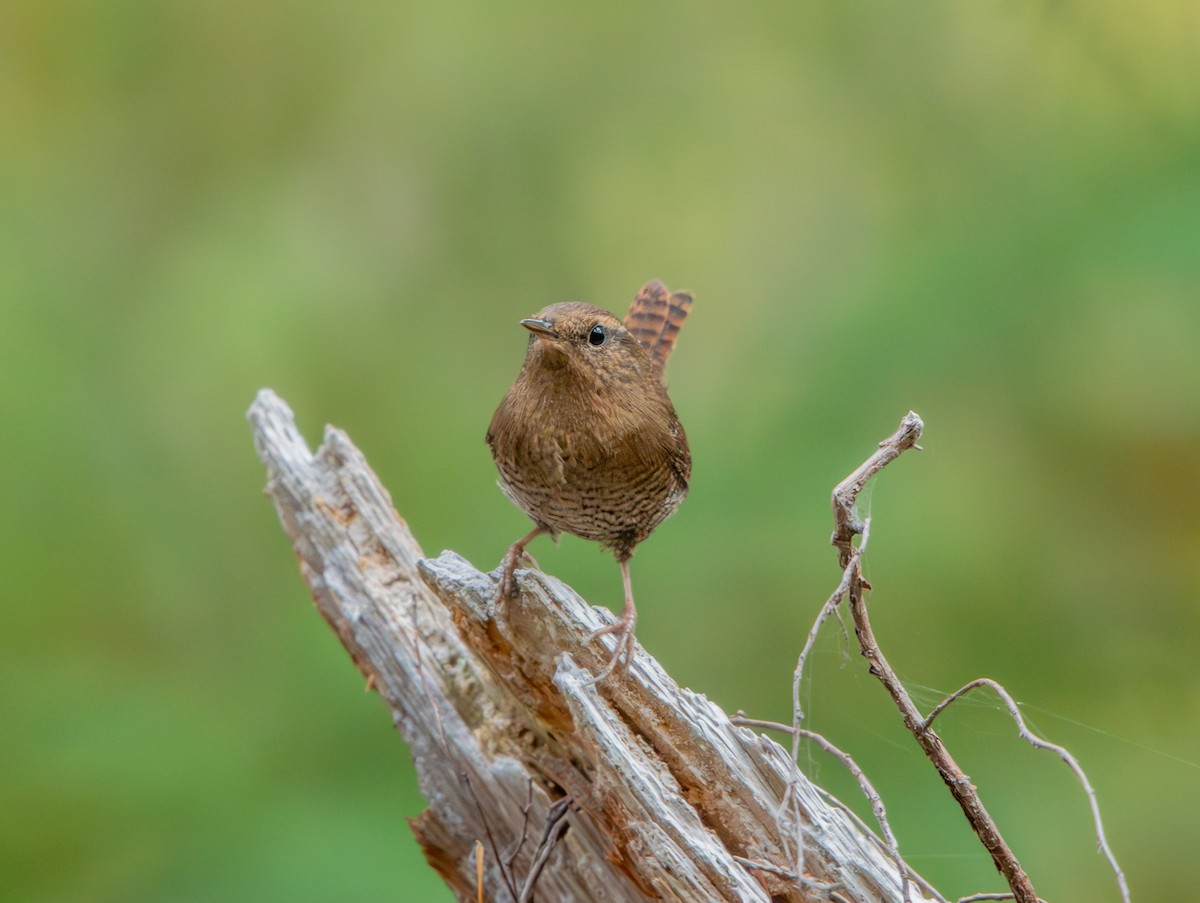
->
xmin=2 ymin=1 xmax=1198 ymax=900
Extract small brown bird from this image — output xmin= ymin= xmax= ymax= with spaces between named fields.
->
xmin=487 ymin=279 xmax=693 ymax=682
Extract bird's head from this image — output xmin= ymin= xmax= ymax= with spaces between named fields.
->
xmin=518 ymin=302 xmax=650 ymax=390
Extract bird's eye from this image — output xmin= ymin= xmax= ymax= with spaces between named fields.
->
xmin=588 ymin=324 xmax=607 ymax=346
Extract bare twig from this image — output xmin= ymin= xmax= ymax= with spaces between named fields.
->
xmin=731 ymin=858 xmax=857 ymax=903
xmin=788 ymin=518 xmax=911 ymax=900
xmin=475 ymin=841 xmax=484 ymax=903
xmin=731 ymin=713 xmax=793 ymax=735
xmin=830 ymin=411 xmax=923 ymax=568
xmin=517 ymin=797 xmax=573 ymax=903
xmin=732 ymin=712 xmax=945 ymax=903
xmin=503 ymin=779 xmax=536 ymax=871
xmin=785 ymin=524 xmax=871 ymax=885
xmin=737 ymin=712 xmax=931 ymax=903
xmin=823 ymin=413 xmax=1040 ymax=902
xmin=924 ymin=679 xmax=1130 ymax=903
xmin=808 ymin=785 xmax=949 ymax=903
xmin=461 ymin=771 xmax=521 ymax=901
xmin=795 ymin=726 xmax=907 ymax=903
xmin=845 ymin=537 xmax=1039 ymax=901
xmin=783 ymin=415 xmax=925 ymax=899
xmin=732 ymin=855 xmax=800 ymax=881
xmin=811 ymin=413 xmax=1046 ymax=898
xmin=792 ymin=520 xmax=870 ymax=731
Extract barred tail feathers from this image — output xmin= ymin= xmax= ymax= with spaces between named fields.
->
xmin=624 ymin=279 xmax=692 ymax=378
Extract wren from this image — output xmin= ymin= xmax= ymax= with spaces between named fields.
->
xmin=486 ymin=279 xmax=692 ymax=682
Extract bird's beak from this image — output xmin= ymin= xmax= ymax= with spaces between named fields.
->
xmin=520 ymin=318 xmax=556 ymax=338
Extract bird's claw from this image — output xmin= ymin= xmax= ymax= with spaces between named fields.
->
xmin=495 ymin=544 xmax=541 ymax=606
xmin=495 ymin=550 xmax=522 ymax=604
xmin=494 ymin=527 xmax=548 ymax=607
xmin=583 ymin=614 xmax=636 ymax=685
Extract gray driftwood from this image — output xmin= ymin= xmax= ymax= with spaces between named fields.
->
xmin=247 ymin=388 xmax=937 ymax=903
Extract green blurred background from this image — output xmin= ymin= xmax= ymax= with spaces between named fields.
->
xmin=3 ymin=1 xmax=1197 ymax=900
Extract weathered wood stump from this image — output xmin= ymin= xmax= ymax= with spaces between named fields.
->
xmin=248 ymin=388 xmax=935 ymax=902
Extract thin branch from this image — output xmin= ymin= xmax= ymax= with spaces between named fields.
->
xmin=733 ymin=855 xmax=800 ymax=881
xmin=785 ymin=523 xmax=871 ymax=886
xmin=732 ymin=857 xmax=855 ymax=903
xmin=813 ymin=412 xmax=1039 ymax=902
xmin=844 ymin=552 xmax=1038 ymax=902
xmin=475 ymin=841 xmax=485 ymax=903
xmin=784 ymin=414 xmax=923 ymax=899
xmin=830 ymin=411 xmax=924 ymax=568
xmin=517 ymin=797 xmax=573 ymax=903
xmin=736 ymin=709 xmax=937 ymax=903
xmin=795 ymin=726 xmax=908 ymax=903
xmin=738 ymin=710 xmax=906 ymax=901
xmin=503 ymin=779 xmax=536 ymax=872
xmin=468 ymin=772 xmax=521 ymax=900
xmin=731 ymin=713 xmax=794 ymax=735
xmin=792 ymin=520 xmax=871 ymax=733
xmin=924 ymin=679 xmax=1130 ymax=903
xmin=809 ymin=785 xmax=949 ymax=903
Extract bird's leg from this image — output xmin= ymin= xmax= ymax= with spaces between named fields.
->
xmin=496 ymin=525 xmax=546 ymax=602
xmin=584 ymin=557 xmax=638 ymax=684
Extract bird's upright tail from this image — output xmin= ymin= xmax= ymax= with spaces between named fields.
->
xmin=624 ymin=279 xmax=693 ymax=380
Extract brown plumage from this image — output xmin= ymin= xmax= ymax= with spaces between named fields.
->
xmin=486 ymin=279 xmax=692 ymax=682
xmin=624 ymin=279 xmax=694 ymax=380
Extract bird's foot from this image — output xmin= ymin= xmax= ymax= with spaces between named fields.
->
xmin=583 ymin=611 xmax=637 ymax=685
xmin=494 ymin=531 xmax=544 ymax=606
xmin=495 ymin=545 xmax=523 ymax=604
